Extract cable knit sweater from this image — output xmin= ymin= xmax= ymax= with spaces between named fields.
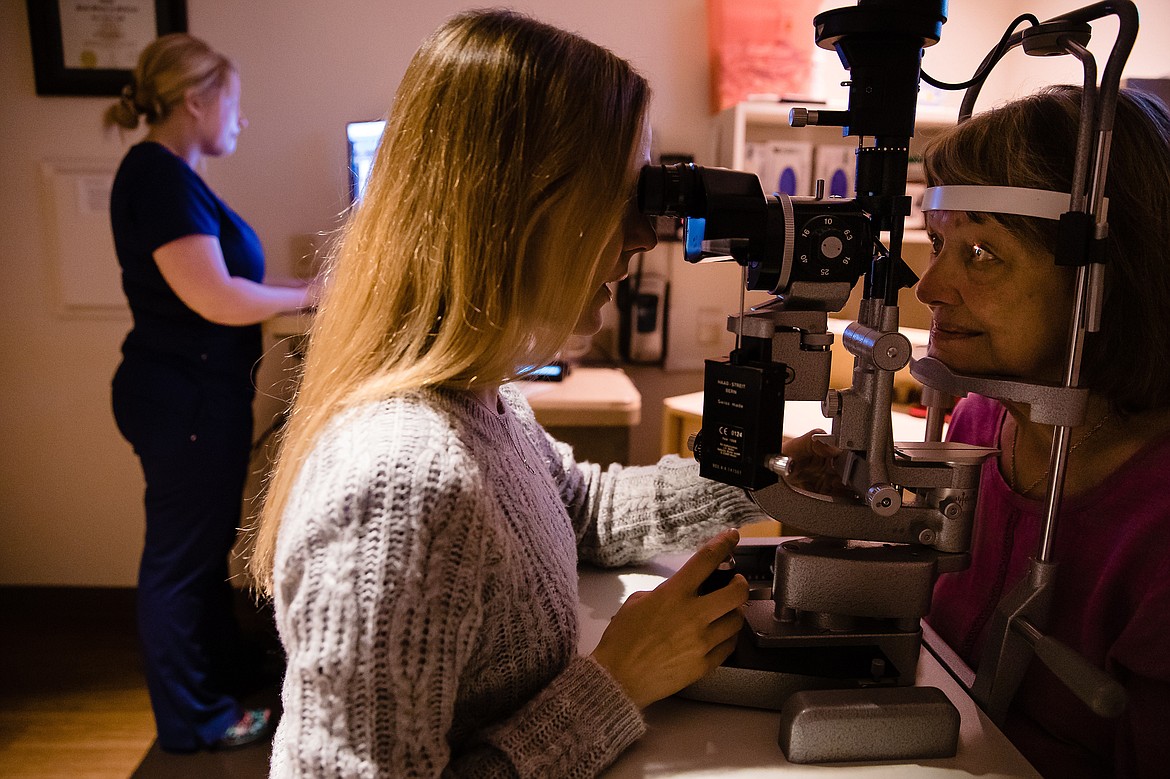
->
xmin=270 ymin=383 xmax=765 ymax=777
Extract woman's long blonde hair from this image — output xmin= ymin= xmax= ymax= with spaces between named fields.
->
xmin=250 ymin=10 xmax=650 ymax=592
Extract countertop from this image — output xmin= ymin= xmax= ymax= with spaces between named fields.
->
xmin=577 ymin=552 xmax=1039 ymax=778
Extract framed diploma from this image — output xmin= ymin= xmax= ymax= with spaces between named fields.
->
xmin=26 ymin=0 xmax=188 ymax=96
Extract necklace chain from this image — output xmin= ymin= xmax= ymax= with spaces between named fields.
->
xmin=1009 ymin=411 xmax=1112 ymax=496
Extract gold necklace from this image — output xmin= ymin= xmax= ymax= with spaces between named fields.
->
xmin=1009 ymin=411 xmax=1113 ymax=496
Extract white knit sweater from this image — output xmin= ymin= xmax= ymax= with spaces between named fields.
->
xmin=270 ymin=384 xmax=765 ymax=777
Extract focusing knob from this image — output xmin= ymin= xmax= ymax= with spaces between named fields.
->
xmin=866 ymin=484 xmax=902 ymax=516
xmin=688 ymin=432 xmax=702 ymax=460
xmin=822 ymin=389 xmax=842 ymax=419
xmin=820 ymin=233 xmax=844 ymax=259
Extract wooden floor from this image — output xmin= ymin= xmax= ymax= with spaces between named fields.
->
xmin=0 ymin=587 xmax=155 ymax=778
xmin=0 ymin=587 xmax=280 ymax=779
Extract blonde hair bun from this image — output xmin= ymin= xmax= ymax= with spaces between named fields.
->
xmin=102 ymin=33 xmax=233 ymax=131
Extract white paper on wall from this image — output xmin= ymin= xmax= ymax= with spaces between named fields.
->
xmin=905 ymin=182 xmax=927 ymax=229
xmin=40 ymin=159 xmax=126 ymax=316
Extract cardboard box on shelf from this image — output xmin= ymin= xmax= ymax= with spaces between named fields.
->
xmin=766 ymin=140 xmax=813 ymax=196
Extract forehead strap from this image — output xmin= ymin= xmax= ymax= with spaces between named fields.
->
xmin=921 ymin=185 xmax=1109 ymax=221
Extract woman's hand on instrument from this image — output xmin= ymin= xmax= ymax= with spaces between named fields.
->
xmin=590 ymin=528 xmax=748 ymax=709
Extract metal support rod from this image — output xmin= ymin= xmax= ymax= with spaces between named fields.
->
xmin=1037 ymin=37 xmax=1106 ymax=564
xmin=737 ymin=265 xmax=747 ymax=353
xmin=965 ymin=0 xmax=1138 ymax=723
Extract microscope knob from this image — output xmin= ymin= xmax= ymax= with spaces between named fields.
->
xmin=939 ymin=497 xmax=963 ymax=520
xmin=866 ymin=484 xmax=902 ymax=516
xmin=698 ymin=555 xmax=737 ymax=595
xmin=822 ymin=389 xmax=842 ymax=419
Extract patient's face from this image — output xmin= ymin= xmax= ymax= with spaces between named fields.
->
xmin=916 ymin=210 xmax=1075 ymax=381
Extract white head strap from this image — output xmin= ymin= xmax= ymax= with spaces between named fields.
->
xmin=921 ymin=185 xmax=1102 ymax=221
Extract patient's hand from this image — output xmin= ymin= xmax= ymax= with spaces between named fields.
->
xmin=782 ymin=429 xmax=855 ymax=498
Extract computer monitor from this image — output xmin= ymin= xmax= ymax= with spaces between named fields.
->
xmin=346 ymin=119 xmax=387 ymax=201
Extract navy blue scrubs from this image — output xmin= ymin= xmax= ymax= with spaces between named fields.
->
xmin=109 ymin=141 xmax=263 ymax=751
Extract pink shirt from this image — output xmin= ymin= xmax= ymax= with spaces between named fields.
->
xmin=928 ymin=394 xmax=1170 ymax=778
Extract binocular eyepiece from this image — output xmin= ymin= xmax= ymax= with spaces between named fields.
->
xmin=636 ymin=163 xmax=873 ymax=308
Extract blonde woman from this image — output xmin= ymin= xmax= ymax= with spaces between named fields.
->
xmin=106 ymin=34 xmax=311 ymax=751
xmin=251 ymin=10 xmax=765 ymax=777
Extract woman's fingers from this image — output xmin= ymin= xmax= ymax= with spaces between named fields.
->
xmin=591 ymin=530 xmax=751 ymax=708
xmin=624 ymin=590 xmax=650 ymax=606
xmin=700 ymin=572 xmax=750 ymax=618
xmin=782 ymin=428 xmax=857 ymax=497
xmin=658 ymin=528 xmax=740 ymax=595
xmin=706 ymin=594 xmax=747 ymax=642
xmin=782 ymin=428 xmax=828 ymax=458
xmin=705 ymin=631 xmax=740 ymax=670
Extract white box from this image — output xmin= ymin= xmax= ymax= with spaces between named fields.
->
xmin=814 ymin=144 xmax=856 ymax=198
xmin=742 ymin=140 xmax=769 ymax=182
xmin=905 ymin=182 xmax=927 ymax=229
xmin=763 ymin=140 xmax=813 ymax=196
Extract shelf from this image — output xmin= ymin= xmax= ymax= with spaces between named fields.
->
xmin=714 ymin=99 xmax=956 ymax=171
xmin=726 ymin=99 xmax=957 ymax=131
xmin=731 ymin=100 xmax=841 ymax=128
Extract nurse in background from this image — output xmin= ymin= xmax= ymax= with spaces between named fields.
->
xmin=104 ymin=33 xmax=313 ymax=752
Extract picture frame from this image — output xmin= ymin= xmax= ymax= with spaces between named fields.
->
xmin=26 ymin=0 xmax=188 ymax=97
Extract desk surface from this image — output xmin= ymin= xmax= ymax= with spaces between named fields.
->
xmin=260 ymin=320 xmax=642 ymax=429
xmin=266 ymin=309 xmax=314 ymax=339
xmin=664 ymin=393 xmax=934 ymax=443
xmin=517 ymin=367 xmax=641 ymax=427
xmin=577 ymin=553 xmax=1039 ymax=778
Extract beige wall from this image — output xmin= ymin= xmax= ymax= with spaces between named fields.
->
xmin=2 ymin=0 xmax=1167 ymax=586
xmin=0 ymin=0 xmax=716 ymax=587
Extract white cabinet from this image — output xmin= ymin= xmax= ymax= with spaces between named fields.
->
xmin=711 ymin=100 xmax=955 ymax=241
xmin=712 ymin=101 xmax=956 ymax=167
xmin=709 ymin=100 xmax=954 ymax=331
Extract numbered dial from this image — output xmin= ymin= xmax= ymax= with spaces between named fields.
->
xmin=796 ymin=214 xmax=866 ymax=283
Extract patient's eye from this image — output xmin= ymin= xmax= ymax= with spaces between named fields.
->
xmin=970 ymin=243 xmax=997 ymax=263
xmin=927 ymin=232 xmax=942 ymax=256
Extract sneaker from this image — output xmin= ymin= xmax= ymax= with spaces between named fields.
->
xmin=214 ymin=707 xmax=272 ymax=749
